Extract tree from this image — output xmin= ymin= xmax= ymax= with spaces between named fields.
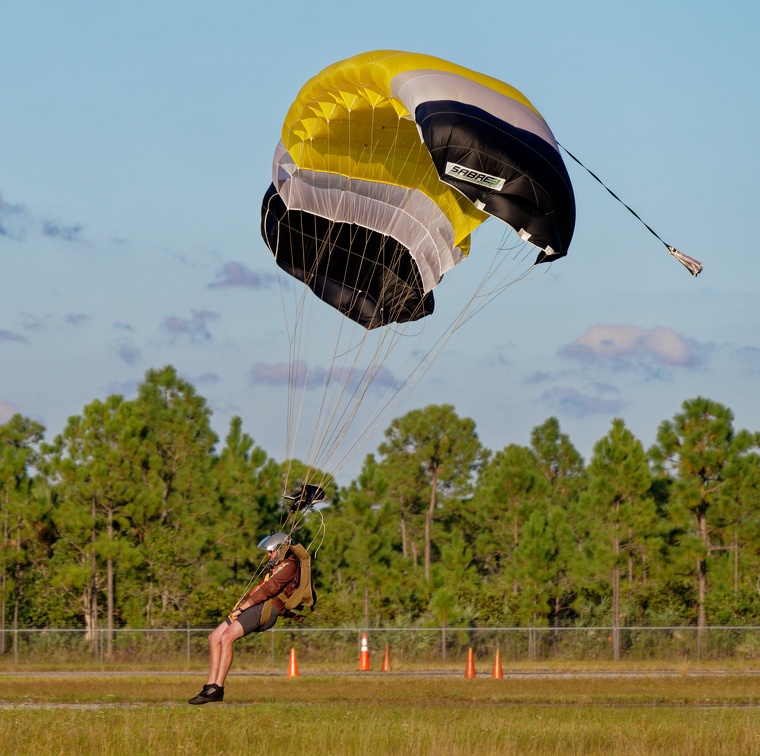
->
xmin=428 ymin=530 xmax=478 ymax=646
xmin=429 ymin=586 xmax=458 ymax=662
xmin=584 ymin=418 xmax=653 ymax=660
xmin=650 ymin=397 xmax=757 ymax=630
xmin=320 ymin=455 xmax=397 ymax=625
xmin=705 ymin=435 xmax=760 ymax=622
xmin=376 ymin=451 xmax=427 ymax=569
xmin=0 ymin=415 xmax=45 ymax=653
xmin=529 ymin=417 xmax=585 ymax=501
xmin=46 ymin=395 xmax=141 ymax=653
xmin=127 ymin=366 xmax=221 ymax=626
xmin=214 ymin=416 xmax=281 ymax=589
xmin=528 ymin=417 xmax=586 ymax=627
xmin=511 ymin=509 xmax=559 ymax=658
xmin=378 ymin=405 xmax=485 ymax=583
xmin=469 ymin=444 xmax=547 ymax=584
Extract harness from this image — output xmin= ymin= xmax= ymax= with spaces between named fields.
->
xmin=259 ymin=543 xmax=317 ymax=626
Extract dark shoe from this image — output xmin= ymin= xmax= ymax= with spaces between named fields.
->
xmin=188 ymin=683 xmax=224 ymax=705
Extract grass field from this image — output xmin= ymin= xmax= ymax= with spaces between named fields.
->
xmin=2 ymin=666 xmax=759 ymax=755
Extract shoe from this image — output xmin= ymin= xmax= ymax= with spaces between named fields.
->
xmin=188 ymin=683 xmax=224 ymax=705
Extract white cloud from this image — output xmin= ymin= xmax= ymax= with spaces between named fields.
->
xmin=0 ymin=329 xmax=27 ymax=344
xmin=208 ymin=261 xmax=276 ymax=289
xmin=117 ymin=343 xmax=142 ymax=365
xmin=160 ymin=309 xmax=220 ymax=343
xmin=250 ymin=359 xmax=396 ymax=392
xmin=560 ymin=324 xmax=703 ymax=369
xmin=0 ymin=192 xmax=84 ymax=242
xmin=539 ymin=387 xmax=625 ymax=418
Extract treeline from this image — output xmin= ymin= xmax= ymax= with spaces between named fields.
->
xmin=2 ymin=365 xmax=760 ymax=652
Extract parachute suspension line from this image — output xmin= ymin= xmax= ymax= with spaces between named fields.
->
xmin=231 ymin=553 xmax=271 ymax=613
xmin=277 ymin=247 xmax=342 ymax=501
xmin=447 ymin=228 xmax=544 ymax=333
xmin=300 ymin=143 xmax=374 ymax=472
xmin=308 ymin=108 xmax=418 ymax=469
xmin=285 ymin=282 xmax=309 ymax=461
xmin=558 ymin=142 xmax=703 ymax=277
xmin=304 ymin=506 xmax=326 ymax=558
xmin=294 ymin=106 xmax=374 ymax=476
xmin=326 ymin=233 xmax=538 ymax=476
xmin=273 ymin=197 xmax=325 ymax=477
xmin=301 ymin=108 xmax=536 ymax=475
xmin=285 ymin=107 xmax=427 ymax=477
xmin=269 ymin=190 xmax=304 ymax=423
xmin=285 ymin=287 xmax=314 ymax=475
xmin=274 ymin=96 xmax=551 ymax=480
xmin=312 ymin=114 xmax=441 ymax=474
xmin=273 ymin=224 xmax=300 ymax=482
xmin=277 ymin=128 xmax=360 ymax=486
xmin=323 ymin=163 xmax=446 ymax=463
xmin=233 ymin=490 xmax=325 ymax=614
xmin=302 ymin=242 xmax=347 ymax=468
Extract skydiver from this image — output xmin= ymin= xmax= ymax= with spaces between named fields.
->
xmin=188 ymin=531 xmax=306 ymax=705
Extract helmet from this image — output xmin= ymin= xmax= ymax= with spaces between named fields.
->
xmin=257 ymin=531 xmax=290 ymax=564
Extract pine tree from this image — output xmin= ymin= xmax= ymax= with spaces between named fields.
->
xmin=650 ymin=397 xmax=757 ymax=630
xmin=378 ymin=405 xmax=484 ymax=583
xmin=585 ymin=418 xmax=653 ymax=660
xmin=528 ymin=417 xmax=586 ymax=628
xmin=127 ymin=366 xmax=220 ymax=626
xmin=46 ymin=395 xmax=141 ymax=653
xmin=0 ymin=415 xmax=45 ymax=652
xmin=470 ymin=444 xmax=547 ymax=586
xmin=321 ymin=455 xmax=396 ymax=624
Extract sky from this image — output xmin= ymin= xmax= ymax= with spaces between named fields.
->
xmin=2 ymin=0 xmax=759 ymax=486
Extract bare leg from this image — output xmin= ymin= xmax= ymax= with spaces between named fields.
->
xmin=211 ymin=621 xmax=244 ymax=687
xmin=206 ymin=620 xmax=241 ymax=685
xmin=188 ymin=621 xmax=245 ymax=704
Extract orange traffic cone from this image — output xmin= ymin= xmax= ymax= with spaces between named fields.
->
xmin=491 ymin=648 xmax=503 ymax=679
xmin=381 ymin=643 xmax=391 ymax=672
xmin=358 ymin=633 xmax=371 ymax=671
xmin=464 ymin=647 xmax=476 ymax=678
xmin=288 ymin=647 xmax=299 ymax=677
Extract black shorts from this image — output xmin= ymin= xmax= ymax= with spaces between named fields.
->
xmin=227 ymin=603 xmax=279 ymax=637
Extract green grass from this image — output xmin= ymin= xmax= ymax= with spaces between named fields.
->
xmin=2 ymin=670 xmax=759 ymax=755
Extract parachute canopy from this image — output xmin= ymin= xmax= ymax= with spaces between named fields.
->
xmin=261 ymin=50 xmax=575 ymax=329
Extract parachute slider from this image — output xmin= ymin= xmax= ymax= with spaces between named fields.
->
xmin=667 ymin=246 xmax=703 ymax=277
xmin=283 ymin=484 xmax=326 ymax=512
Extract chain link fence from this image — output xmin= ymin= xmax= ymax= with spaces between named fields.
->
xmin=2 ymin=625 xmax=760 ymax=667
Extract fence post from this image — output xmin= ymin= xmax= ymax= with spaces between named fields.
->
xmin=186 ymin=623 xmax=190 ymax=664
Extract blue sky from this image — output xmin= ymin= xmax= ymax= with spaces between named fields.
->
xmin=2 ymin=1 xmax=759 ymax=485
